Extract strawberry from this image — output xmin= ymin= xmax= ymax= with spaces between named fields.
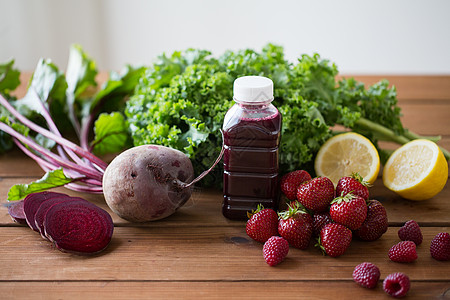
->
xmin=246 ymin=204 xmax=279 ymax=243
xmin=313 ymin=211 xmax=333 ymax=237
xmin=336 ymin=173 xmax=370 ymax=200
xmin=296 ymin=177 xmax=335 ymax=212
xmin=318 ymin=223 xmax=352 ymax=257
xmin=329 ymin=193 xmax=368 ymax=230
xmin=263 ymin=236 xmax=289 ymax=266
xmin=383 ymin=272 xmax=410 ymax=298
xmin=388 ymin=241 xmax=418 ymax=263
xmin=280 ymin=170 xmax=312 ymax=200
xmin=353 ymin=199 xmax=388 ymax=241
xmin=352 ymin=262 xmax=380 ymax=289
xmin=398 ymin=220 xmax=423 ymax=245
xmin=430 ymin=232 xmax=450 ymax=261
xmin=278 ymin=202 xmax=314 ymax=250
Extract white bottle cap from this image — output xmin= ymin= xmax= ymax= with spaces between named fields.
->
xmin=233 ymin=76 xmax=273 ymax=103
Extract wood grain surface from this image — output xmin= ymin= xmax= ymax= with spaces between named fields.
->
xmin=1 ymin=75 xmax=449 ymax=299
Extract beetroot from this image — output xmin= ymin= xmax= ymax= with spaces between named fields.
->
xmin=102 ymin=145 xmax=195 ymax=222
xmin=16 ymin=191 xmax=114 ymax=255
xmin=7 ymin=200 xmax=27 ymax=224
xmin=23 ymin=192 xmax=67 ymax=231
xmin=34 ymin=196 xmax=87 ymax=239
xmin=44 ymin=200 xmax=114 ymax=254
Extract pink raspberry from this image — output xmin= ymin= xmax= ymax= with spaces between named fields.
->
xmin=263 ymin=236 xmax=289 ymax=266
xmin=383 ymin=272 xmax=410 ymax=298
xmin=398 ymin=220 xmax=423 ymax=245
xmin=352 ymin=262 xmax=380 ymax=289
xmin=430 ymin=232 xmax=450 ymax=261
xmin=388 ymin=241 xmax=417 ymax=263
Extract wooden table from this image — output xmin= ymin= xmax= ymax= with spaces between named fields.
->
xmin=1 ymin=75 xmax=449 ymax=299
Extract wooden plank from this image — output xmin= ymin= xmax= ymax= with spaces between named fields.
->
xmin=1 ymin=177 xmax=449 ymax=226
xmin=0 ymin=150 xmax=45 ymax=177
xmin=338 ymin=75 xmax=450 ymax=101
xmin=1 ymin=281 xmax=449 ymax=300
xmin=0 ymin=226 xmax=448 ymax=282
xmin=371 ymin=179 xmax=450 ymax=226
xmin=400 ymin=103 xmax=450 ymax=135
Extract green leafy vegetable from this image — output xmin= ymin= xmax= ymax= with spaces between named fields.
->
xmin=92 ymin=112 xmax=130 ymax=155
xmin=0 ymin=45 xmax=144 ymax=200
xmin=7 ymin=168 xmax=75 ymax=201
xmin=126 ymin=44 xmax=448 ymax=188
xmin=0 ymin=59 xmax=21 ymax=96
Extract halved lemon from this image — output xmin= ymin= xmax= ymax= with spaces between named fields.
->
xmin=382 ymin=139 xmax=448 ymax=201
xmin=315 ymin=132 xmax=380 ymax=185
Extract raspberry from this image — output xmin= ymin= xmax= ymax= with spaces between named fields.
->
xmin=383 ymin=272 xmax=410 ymax=298
xmin=398 ymin=220 xmax=423 ymax=245
xmin=430 ymin=232 xmax=450 ymax=261
xmin=388 ymin=241 xmax=417 ymax=263
xmin=263 ymin=236 xmax=289 ymax=266
xmin=352 ymin=262 xmax=380 ymax=289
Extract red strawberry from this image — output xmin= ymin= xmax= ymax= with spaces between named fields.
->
xmin=354 ymin=199 xmax=388 ymax=241
xmin=352 ymin=262 xmax=380 ymax=289
xmin=388 ymin=241 xmax=418 ymax=263
xmin=398 ymin=220 xmax=423 ymax=245
xmin=336 ymin=173 xmax=370 ymax=200
xmin=313 ymin=211 xmax=333 ymax=237
xmin=383 ymin=272 xmax=410 ymax=298
xmin=430 ymin=232 xmax=450 ymax=261
xmin=318 ymin=223 xmax=352 ymax=257
xmin=280 ymin=170 xmax=312 ymax=200
xmin=296 ymin=177 xmax=335 ymax=212
xmin=246 ymin=204 xmax=278 ymax=243
xmin=263 ymin=236 xmax=289 ymax=266
xmin=278 ymin=202 xmax=314 ymax=250
xmin=329 ymin=193 xmax=368 ymax=230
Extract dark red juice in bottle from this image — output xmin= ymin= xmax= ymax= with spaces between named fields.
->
xmin=222 ymin=76 xmax=282 ymax=220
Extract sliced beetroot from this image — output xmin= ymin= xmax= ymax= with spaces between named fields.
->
xmin=7 ymin=200 xmax=27 ymax=225
xmin=44 ymin=201 xmax=114 ymax=254
xmin=23 ymin=191 xmax=66 ymax=231
xmin=34 ymin=196 xmax=87 ymax=239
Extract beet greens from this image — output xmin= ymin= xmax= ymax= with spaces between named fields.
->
xmin=0 ymin=45 xmax=144 ymax=200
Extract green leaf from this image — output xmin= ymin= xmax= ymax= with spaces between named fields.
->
xmin=66 ymin=44 xmax=97 ymax=97
xmin=0 ymin=59 xmax=21 ymax=96
xmin=92 ymin=112 xmax=130 ymax=155
xmin=65 ymin=44 xmax=98 ymax=132
xmin=7 ymin=168 xmax=75 ymax=201
xmin=30 ymin=58 xmax=67 ymax=103
xmin=13 ymin=59 xmax=67 ymax=118
xmin=90 ymin=65 xmax=145 ymax=113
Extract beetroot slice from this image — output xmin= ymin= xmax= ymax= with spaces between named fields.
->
xmin=7 ymin=200 xmax=27 ymax=225
xmin=34 ymin=196 xmax=87 ymax=239
xmin=44 ymin=201 xmax=114 ymax=254
xmin=23 ymin=191 xmax=67 ymax=231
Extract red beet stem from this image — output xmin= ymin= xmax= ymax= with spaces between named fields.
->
xmin=0 ymin=93 xmax=108 ymax=171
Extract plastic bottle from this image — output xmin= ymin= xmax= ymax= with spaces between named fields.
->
xmin=222 ymin=76 xmax=282 ymax=220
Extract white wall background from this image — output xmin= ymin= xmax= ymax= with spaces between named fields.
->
xmin=1 ymin=0 xmax=449 ymax=74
